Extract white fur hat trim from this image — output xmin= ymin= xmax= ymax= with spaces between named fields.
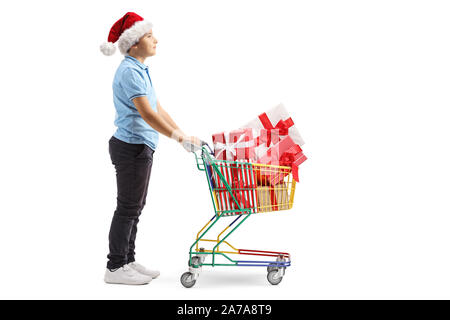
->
xmin=117 ymin=20 xmax=153 ymax=55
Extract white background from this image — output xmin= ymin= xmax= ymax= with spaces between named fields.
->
xmin=0 ymin=0 xmax=449 ymax=299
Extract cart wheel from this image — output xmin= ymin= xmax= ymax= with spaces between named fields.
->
xmin=181 ymin=272 xmax=196 ymax=288
xmin=267 ymin=265 xmax=278 ymax=273
xmin=188 ymin=256 xmax=201 ymax=267
xmin=268 ymin=266 xmax=286 ymax=273
xmin=267 ymin=270 xmax=283 ymax=285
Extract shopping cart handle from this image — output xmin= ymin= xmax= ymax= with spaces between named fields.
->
xmin=183 ymin=140 xmax=212 ymax=153
xmin=201 ymin=141 xmax=214 ymax=155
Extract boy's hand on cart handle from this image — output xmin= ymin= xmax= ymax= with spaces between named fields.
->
xmin=171 ymin=129 xmax=204 ymax=152
xmin=181 ymin=136 xmax=203 ymax=152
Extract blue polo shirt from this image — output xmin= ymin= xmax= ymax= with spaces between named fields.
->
xmin=112 ymin=55 xmax=159 ymax=151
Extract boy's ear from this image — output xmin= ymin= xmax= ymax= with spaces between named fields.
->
xmin=128 ymin=43 xmax=139 ymax=53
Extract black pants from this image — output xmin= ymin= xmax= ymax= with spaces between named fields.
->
xmin=107 ymin=136 xmax=154 ymax=270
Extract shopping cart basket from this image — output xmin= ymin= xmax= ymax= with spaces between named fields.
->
xmin=180 ymin=143 xmax=297 ymax=288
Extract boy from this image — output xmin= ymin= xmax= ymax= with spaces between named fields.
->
xmin=100 ymin=12 xmax=201 ymax=285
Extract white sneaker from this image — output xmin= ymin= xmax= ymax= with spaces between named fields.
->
xmin=127 ymin=262 xmax=160 ymax=279
xmin=104 ymin=264 xmax=152 ymax=285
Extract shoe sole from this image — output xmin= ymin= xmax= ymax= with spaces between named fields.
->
xmin=104 ymin=277 xmax=152 ymax=285
xmin=104 ymin=280 xmax=151 ymax=285
xmin=133 ymin=273 xmax=159 ymax=279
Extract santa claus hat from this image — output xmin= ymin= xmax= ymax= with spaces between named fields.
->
xmin=100 ymin=12 xmax=153 ymax=56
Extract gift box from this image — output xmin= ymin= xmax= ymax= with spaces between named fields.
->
xmin=214 ymin=184 xmax=257 ymax=215
xmin=253 ymin=129 xmax=282 ymax=160
xmin=231 ymin=179 xmax=255 ymax=214
xmin=253 ymin=164 xmax=290 ymax=187
xmin=229 ymin=128 xmax=256 ymax=161
xmin=213 ymin=162 xmax=258 ymax=215
xmin=212 ymin=129 xmax=256 ymax=162
xmin=256 ymin=183 xmax=290 ymax=212
xmin=212 ymin=132 xmax=233 ymax=161
xmin=242 ymin=103 xmax=305 ymax=150
xmin=257 ymin=136 xmax=307 ymax=184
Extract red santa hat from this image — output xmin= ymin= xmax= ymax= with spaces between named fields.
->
xmin=100 ymin=12 xmax=153 ymax=56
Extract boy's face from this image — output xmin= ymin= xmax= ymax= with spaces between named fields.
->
xmin=130 ymin=30 xmax=158 ymax=57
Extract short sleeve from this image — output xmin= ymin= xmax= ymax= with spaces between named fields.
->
xmin=121 ymin=68 xmax=147 ymax=101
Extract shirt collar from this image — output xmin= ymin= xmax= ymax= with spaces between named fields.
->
xmin=125 ymin=55 xmax=148 ymax=70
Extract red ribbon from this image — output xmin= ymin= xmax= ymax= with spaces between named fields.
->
xmin=269 ymin=188 xmax=278 ymax=211
xmin=256 ymin=129 xmax=281 ymax=148
xmin=258 ymin=112 xmax=294 ymax=136
xmin=230 ymin=178 xmax=253 ymax=214
xmin=279 ymin=144 xmax=306 ymax=182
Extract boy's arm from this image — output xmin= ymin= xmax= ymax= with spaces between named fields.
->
xmin=155 ymin=99 xmax=202 ymax=150
xmin=156 ymin=100 xmax=185 ymax=137
xmin=133 ymin=96 xmax=182 ymax=141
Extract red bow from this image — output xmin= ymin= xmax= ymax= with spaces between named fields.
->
xmin=258 ymin=112 xmax=294 ymax=136
xmin=279 ymin=144 xmax=306 ymax=182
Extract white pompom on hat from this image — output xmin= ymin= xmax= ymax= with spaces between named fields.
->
xmin=100 ymin=12 xmax=153 ymax=56
xmin=100 ymin=42 xmax=116 ymax=56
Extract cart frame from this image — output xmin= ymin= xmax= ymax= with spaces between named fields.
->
xmin=181 ymin=145 xmax=295 ymax=287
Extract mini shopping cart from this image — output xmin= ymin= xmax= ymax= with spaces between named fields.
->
xmin=180 ymin=143 xmax=297 ymax=288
